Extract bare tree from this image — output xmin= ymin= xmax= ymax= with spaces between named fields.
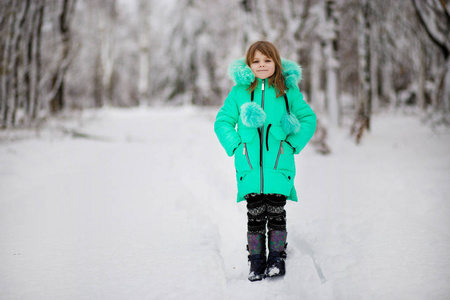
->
xmin=324 ymin=0 xmax=341 ymax=127
xmin=137 ymin=0 xmax=150 ymax=106
xmin=98 ymin=0 xmax=117 ymax=106
xmin=412 ymin=0 xmax=450 ymax=113
xmin=0 ymin=0 xmax=447 ymax=133
xmin=11 ymin=0 xmax=31 ymax=126
xmin=352 ymin=0 xmax=372 ymax=143
xmin=49 ymin=0 xmax=77 ymax=114
xmin=1 ymin=0 xmax=16 ymax=128
xmin=32 ymin=0 xmax=44 ymax=120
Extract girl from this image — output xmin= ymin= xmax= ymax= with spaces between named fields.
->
xmin=214 ymin=41 xmax=316 ymax=281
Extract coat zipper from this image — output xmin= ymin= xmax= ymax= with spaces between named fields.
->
xmin=274 ymin=141 xmax=283 ymax=170
xmin=260 ymin=79 xmax=265 ymax=193
xmin=243 ymin=143 xmax=253 ymax=170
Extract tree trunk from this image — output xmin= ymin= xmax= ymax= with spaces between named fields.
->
xmin=11 ymin=0 xmax=31 ymax=126
xmin=412 ymin=0 xmax=450 ymax=112
xmin=324 ymin=0 xmax=341 ymax=127
xmin=381 ymin=48 xmax=396 ymax=107
xmin=370 ymin=21 xmax=379 ymax=111
xmin=352 ymin=0 xmax=372 ymax=143
xmin=138 ymin=0 xmax=150 ymax=106
xmin=1 ymin=0 xmax=16 ymax=128
xmin=49 ymin=0 xmax=77 ymax=114
xmin=93 ymin=52 xmax=103 ymax=108
xmin=98 ymin=0 xmax=116 ymax=106
xmin=24 ymin=3 xmax=35 ymax=121
xmin=310 ymin=40 xmax=323 ymax=111
xmin=417 ymin=41 xmax=426 ymax=110
xmin=32 ymin=0 xmax=44 ymax=120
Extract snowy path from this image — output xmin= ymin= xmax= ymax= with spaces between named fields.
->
xmin=1 ymin=108 xmax=450 ymax=300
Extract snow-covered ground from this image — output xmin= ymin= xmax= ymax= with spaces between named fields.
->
xmin=1 ymin=107 xmax=449 ymax=300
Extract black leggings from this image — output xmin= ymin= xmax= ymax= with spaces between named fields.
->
xmin=245 ymin=193 xmax=287 ymax=234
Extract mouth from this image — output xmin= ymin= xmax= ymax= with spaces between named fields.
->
xmin=257 ymin=69 xmax=268 ymax=72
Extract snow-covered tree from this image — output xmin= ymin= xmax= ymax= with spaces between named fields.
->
xmin=412 ymin=0 xmax=450 ymax=114
xmin=1 ymin=0 xmax=448 ymax=132
xmin=47 ymin=0 xmax=77 ymax=114
xmin=352 ymin=0 xmax=372 ymax=143
xmin=323 ymin=0 xmax=341 ymax=127
xmin=137 ymin=0 xmax=151 ymax=106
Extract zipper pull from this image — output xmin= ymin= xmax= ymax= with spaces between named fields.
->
xmin=281 ymin=141 xmax=284 ymax=154
xmin=262 ymin=80 xmax=265 ymax=91
xmin=243 ymin=143 xmax=246 ymax=155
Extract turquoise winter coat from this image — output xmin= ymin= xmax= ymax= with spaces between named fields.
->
xmin=214 ymin=59 xmax=317 ymax=203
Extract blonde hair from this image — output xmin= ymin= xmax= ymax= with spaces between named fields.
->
xmin=245 ymin=41 xmax=286 ymax=98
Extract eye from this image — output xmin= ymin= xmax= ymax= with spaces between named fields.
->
xmin=265 ymin=59 xmax=272 ymax=63
xmin=253 ymin=60 xmax=259 ymax=64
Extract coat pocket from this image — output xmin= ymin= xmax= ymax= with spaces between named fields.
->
xmin=274 ymin=141 xmax=283 ymax=170
xmin=243 ymin=143 xmax=253 ymax=170
xmin=269 ymin=126 xmax=294 ymax=171
xmin=235 ymin=128 xmax=258 ymax=173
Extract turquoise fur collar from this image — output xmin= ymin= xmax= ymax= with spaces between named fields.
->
xmin=227 ymin=58 xmax=302 ymax=89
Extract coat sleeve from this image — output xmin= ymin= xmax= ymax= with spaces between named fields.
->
xmin=214 ymin=86 xmax=242 ymax=157
xmin=285 ymin=91 xmax=317 ymax=154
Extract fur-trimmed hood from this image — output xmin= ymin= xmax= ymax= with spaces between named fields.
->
xmin=227 ymin=58 xmax=302 ymax=89
xmin=227 ymin=58 xmax=303 ymax=135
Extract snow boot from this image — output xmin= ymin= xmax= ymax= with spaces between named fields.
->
xmin=247 ymin=233 xmax=266 ymax=282
xmin=265 ymin=230 xmax=287 ymax=278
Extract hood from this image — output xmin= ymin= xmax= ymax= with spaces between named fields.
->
xmin=228 ymin=58 xmax=302 ymax=90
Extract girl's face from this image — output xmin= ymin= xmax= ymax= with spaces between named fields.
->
xmin=250 ymin=50 xmax=275 ymax=79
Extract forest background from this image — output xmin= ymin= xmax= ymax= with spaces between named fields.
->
xmin=0 ymin=0 xmax=449 ymax=144
xmin=1 ymin=1 xmax=450 ymax=298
